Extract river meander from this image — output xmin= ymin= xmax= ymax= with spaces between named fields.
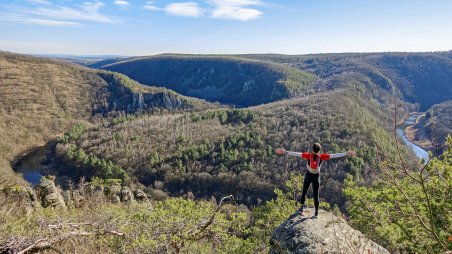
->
xmin=396 ymin=114 xmax=429 ymax=162
xmin=15 ymin=113 xmax=431 ymax=186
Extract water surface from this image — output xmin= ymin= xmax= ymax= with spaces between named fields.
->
xmin=396 ymin=114 xmax=429 ymax=162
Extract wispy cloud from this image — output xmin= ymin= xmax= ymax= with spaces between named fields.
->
xmin=0 ymin=1 xmax=117 ymax=26
xmin=22 ymin=18 xmax=80 ymax=27
xmin=144 ymin=1 xmax=161 ymax=11
xmin=209 ymin=0 xmax=263 ymax=21
xmin=0 ymin=12 xmax=81 ymax=27
xmin=165 ymin=2 xmax=203 ymax=17
xmin=114 ymin=0 xmax=130 ymax=6
xmin=29 ymin=1 xmax=116 ymax=23
xmin=143 ymin=0 xmax=265 ymax=20
xmin=144 ymin=5 xmax=161 ymax=11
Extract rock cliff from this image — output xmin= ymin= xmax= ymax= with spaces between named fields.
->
xmin=269 ymin=209 xmax=389 ymax=254
xmin=29 ymin=176 xmax=150 ymax=210
xmin=97 ymin=72 xmax=195 ymax=113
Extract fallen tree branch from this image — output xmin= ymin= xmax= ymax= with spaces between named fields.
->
xmin=0 ymin=223 xmax=125 ymax=254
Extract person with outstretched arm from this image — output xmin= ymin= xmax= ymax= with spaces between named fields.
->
xmin=275 ymin=143 xmax=356 ymax=217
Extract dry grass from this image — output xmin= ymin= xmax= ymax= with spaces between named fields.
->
xmin=0 ymin=52 xmax=100 ymax=182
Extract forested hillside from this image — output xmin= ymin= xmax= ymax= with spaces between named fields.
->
xmin=52 ymin=84 xmax=406 ymax=209
xmin=237 ymin=52 xmax=452 ymax=111
xmin=0 ymin=52 xmax=214 ymax=183
xmin=100 ymin=55 xmax=317 ymax=107
xmin=408 ymin=100 xmax=452 ymax=154
xmin=97 ymin=52 xmax=452 ymax=128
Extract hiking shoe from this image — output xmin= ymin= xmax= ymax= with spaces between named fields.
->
xmin=312 ymin=210 xmax=319 ymax=218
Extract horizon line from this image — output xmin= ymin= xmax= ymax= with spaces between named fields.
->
xmin=2 ymin=49 xmax=451 ymax=58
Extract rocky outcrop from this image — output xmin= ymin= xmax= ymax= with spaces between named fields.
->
xmin=134 ymin=189 xmax=149 ymax=203
xmin=270 ymin=209 xmax=389 ymax=254
xmin=119 ymin=186 xmax=135 ymax=203
xmin=63 ymin=189 xmax=85 ymax=208
xmin=132 ymin=92 xmax=189 ymax=111
xmin=36 ymin=176 xmax=66 ymax=210
xmin=25 ymin=187 xmax=40 ymax=209
xmin=97 ymin=72 xmax=193 ymax=114
xmin=31 ymin=176 xmax=150 ymax=209
xmin=105 ymin=183 xmax=122 ymax=203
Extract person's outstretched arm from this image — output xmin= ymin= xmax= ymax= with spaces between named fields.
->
xmin=275 ymin=148 xmax=309 ymax=158
xmin=320 ymin=150 xmax=356 ymax=160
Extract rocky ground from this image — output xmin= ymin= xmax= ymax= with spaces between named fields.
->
xmin=20 ymin=176 xmax=151 ymax=213
xmin=269 ymin=209 xmax=389 ymax=254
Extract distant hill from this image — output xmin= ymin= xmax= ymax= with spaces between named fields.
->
xmin=0 ymin=51 xmax=215 ymax=181
xmin=35 ymin=54 xmax=128 ymax=66
xmin=87 ymin=57 xmax=130 ymax=69
xmin=236 ymin=52 xmax=452 ymax=111
xmin=99 ymin=55 xmax=317 ymax=107
xmin=96 ymin=52 xmax=452 ymax=111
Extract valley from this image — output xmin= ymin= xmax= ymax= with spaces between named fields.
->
xmin=1 ymin=50 xmax=451 ymax=253
xmin=2 ymin=0 xmax=451 ymax=251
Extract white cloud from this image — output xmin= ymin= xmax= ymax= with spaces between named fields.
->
xmin=114 ymin=0 xmax=130 ymax=6
xmin=142 ymin=0 xmax=265 ymax=20
xmin=30 ymin=1 xmax=116 ymax=23
xmin=144 ymin=1 xmax=160 ymax=10
xmin=0 ymin=13 xmax=81 ymax=27
xmin=211 ymin=0 xmax=262 ymax=5
xmin=212 ymin=5 xmax=261 ymax=20
xmin=22 ymin=18 xmax=80 ymax=27
xmin=164 ymin=2 xmax=203 ymax=17
xmin=209 ymin=0 xmax=263 ymax=20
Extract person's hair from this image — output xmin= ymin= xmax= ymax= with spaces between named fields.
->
xmin=312 ymin=143 xmax=321 ymax=153
xmin=312 ymin=143 xmax=321 ymax=161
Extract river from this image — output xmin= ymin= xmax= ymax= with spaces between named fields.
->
xmin=14 ymin=146 xmax=48 ymax=186
xmin=396 ymin=114 xmax=429 ymax=162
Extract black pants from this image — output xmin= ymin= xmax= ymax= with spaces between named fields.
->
xmin=299 ymin=171 xmax=320 ymax=212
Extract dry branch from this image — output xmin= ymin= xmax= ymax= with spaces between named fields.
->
xmin=0 ymin=223 xmax=124 ymax=254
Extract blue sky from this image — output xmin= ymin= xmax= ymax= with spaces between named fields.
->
xmin=0 ymin=0 xmax=451 ymax=55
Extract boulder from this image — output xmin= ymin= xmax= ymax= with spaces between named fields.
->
xmin=134 ymin=189 xmax=149 ymax=202
xmin=105 ymin=184 xmax=121 ymax=203
xmin=25 ymin=187 xmax=39 ymax=208
xmin=269 ymin=209 xmax=389 ymax=254
xmin=120 ymin=186 xmax=135 ymax=203
xmin=63 ymin=190 xmax=73 ymax=208
xmin=37 ymin=176 xmax=66 ymax=210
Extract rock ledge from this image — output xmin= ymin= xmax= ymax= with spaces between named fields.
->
xmin=269 ymin=209 xmax=389 ymax=254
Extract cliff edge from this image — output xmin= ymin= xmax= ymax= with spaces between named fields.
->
xmin=269 ymin=209 xmax=389 ymax=254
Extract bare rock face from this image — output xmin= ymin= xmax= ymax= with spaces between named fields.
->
xmin=25 ymin=187 xmax=39 ymax=208
xmin=105 ymin=184 xmax=121 ymax=203
xmin=24 ymin=176 xmax=151 ymax=210
xmin=134 ymin=189 xmax=149 ymax=203
xmin=63 ymin=189 xmax=85 ymax=208
xmin=119 ymin=186 xmax=135 ymax=204
xmin=36 ymin=176 xmax=66 ymax=210
xmin=269 ymin=209 xmax=389 ymax=254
